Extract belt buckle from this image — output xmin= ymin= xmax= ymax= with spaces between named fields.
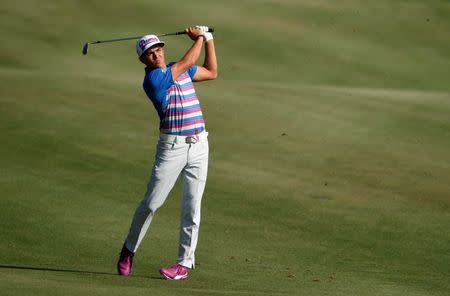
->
xmin=185 ymin=136 xmax=198 ymax=144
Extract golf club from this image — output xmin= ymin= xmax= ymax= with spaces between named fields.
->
xmin=82 ymin=27 xmax=215 ymax=55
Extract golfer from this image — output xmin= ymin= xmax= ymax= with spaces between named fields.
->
xmin=117 ymin=26 xmax=217 ymax=280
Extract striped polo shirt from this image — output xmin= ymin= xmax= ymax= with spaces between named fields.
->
xmin=142 ymin=63 xmax=206 ymax=136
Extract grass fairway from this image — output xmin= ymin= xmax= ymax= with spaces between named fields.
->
xmin=1 ymin=0 xmax=450 ymax=295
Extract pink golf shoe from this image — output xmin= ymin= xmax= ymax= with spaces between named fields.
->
xmin=159 ymin=263 xmax=189 ymax=280
xmin=117 ymin=244 xmax=134 ymax=276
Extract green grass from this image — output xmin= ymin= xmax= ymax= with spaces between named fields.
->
xmin=1 ymin=0 xmax=450 ymax=295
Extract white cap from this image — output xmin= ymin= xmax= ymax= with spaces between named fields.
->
xmin=136 ymin=35 xmax=165 ymax=57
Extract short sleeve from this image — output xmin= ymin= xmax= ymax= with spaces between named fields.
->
xmin=187 ymin=64 xmax=198 ymax=80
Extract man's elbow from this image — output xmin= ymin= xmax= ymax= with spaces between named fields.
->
xmin=210 ymin=70 xmax=218 ymax=80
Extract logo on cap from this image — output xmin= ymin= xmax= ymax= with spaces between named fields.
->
xmin=139 ymin=37 xmax=159 ymax=50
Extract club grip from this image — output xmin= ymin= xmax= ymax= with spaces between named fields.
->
xmin=176 ymin=27 xmax=215 ymax=35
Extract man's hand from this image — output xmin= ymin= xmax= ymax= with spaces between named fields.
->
xmin=195 ymin=25 xmax=213 ymax=42
xmin=186 ymin=27 xmax=204 ymax=41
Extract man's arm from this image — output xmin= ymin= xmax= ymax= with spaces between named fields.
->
xmin=170 ymin=27 xmax=204 ymax=81
xmin=193 ymin=38 xmax=218 ymax=82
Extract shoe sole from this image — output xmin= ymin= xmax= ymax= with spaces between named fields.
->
xmin=159 ymin=271 xmax=188 ymax=280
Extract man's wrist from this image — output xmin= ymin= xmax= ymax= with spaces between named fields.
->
xmin=203 ymin=32 xmax=213 ymax=42
xmin=197 ymin=35 xmax=205 ymax=41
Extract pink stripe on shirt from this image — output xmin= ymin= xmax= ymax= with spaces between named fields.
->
xmin=161 ymin=119 xmax=205 ymax=129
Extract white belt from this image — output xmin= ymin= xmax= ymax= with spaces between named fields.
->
xmin=159 ymin=131 xmax=208 ymax=144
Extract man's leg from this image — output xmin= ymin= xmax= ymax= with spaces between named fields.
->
xmin=177 ymin=140 xmax=209 ymax=268
xmin=118 ymin=140 xmax=187 ymax=276
xmin=125 ymin=141 xmax=187 ymax=252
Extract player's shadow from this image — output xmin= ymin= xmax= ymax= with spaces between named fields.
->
xmin=0 ymin=264 xmax=164 ymax=280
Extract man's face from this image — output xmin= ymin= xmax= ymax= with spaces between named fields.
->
xmin=140 ymin=46 xmax=165 ymax=68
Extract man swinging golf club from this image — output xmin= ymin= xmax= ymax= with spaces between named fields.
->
xmin=117 ymin=25 xmax=217 ymax=280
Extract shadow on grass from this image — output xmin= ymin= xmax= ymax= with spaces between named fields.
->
xmin=0 ymin=264 xmax=164 ymax=280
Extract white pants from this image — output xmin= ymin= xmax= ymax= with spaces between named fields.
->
xmin=124 ymin=132 xmax=209 ymax=269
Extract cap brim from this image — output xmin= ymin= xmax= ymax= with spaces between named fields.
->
xmin=153 ymin=42 xmax=165 ymax=48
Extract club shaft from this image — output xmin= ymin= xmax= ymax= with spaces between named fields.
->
xmin=88 ymin=28 xmax=214 ymax=45
xmin=89 ymin=32 xmax=183 ymax=44
xmin=89 ymin=36 xmax=144 ymax=44
xmin=82 ymin=27 xmax=214 ymax=55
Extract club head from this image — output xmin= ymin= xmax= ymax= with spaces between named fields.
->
xmin=82 ymin=43 xmax=89 ymax=55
